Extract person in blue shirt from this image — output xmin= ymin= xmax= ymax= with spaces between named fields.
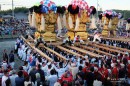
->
xmin=15 ymin=71 xmax=24 ymax=86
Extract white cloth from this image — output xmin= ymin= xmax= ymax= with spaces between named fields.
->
xmin=93 ymin=80 xmax=102 ymax=86
xmin=10 ymin=74 xmax=18 ymax=86
xmin=24 ymin=81 xmax=34 ymax=86
xmin=48 ymin=75 xmax=58 ymax=86
xmin=2 ymin=76 xmax=8 ymax=86
xmin=89 ymin=16 xmax=97 ymax=29
xmin=93 ymin=34 xmax=101 ymax=42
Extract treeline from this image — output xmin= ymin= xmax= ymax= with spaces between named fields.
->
xmin=98 ymin=9 xmax=130 ymax=19
xmin=0 ymin=7 xmax=130 ymax=19
xmin=0 ymin=7 xmax=28 ymax=15
xmin=113 ymin=9 xmax=130 ymax=19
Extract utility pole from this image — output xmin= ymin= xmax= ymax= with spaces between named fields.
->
xmin=0 ymin=4 xmax=1 ymax=11
xmin=97 ymin=0 xmax=99 ymax=18
xmin=12 ymin=0 xmax=14 ymax=19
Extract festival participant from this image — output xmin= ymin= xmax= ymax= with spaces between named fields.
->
xmin=86 ymin=67 xmax=95 ymax=86
xmin=24 ymin=76 xmax=34 ymax=86
xmin=73 ymin=35 xmax=84 ymax=44
xmin=53 ymin=62 xmax=67 ymax=78
xmin=19 ymin=66 xmax=28 ymax=78
xmin=35 ymin=36 xmax=47 ymax=48
xmin=35 ymin=64 xmax=45 ymax=85
xmin=68 ymin=63 xmax=79 ymax=80
xmin=2 ymin=70 xmax=9 ymax=86
xmin=111 ymin=63 xmax=118 ymax=79
xmin=18 ymin=47 xmax=23 ymax=59
xmin=15 ymin=71 xmax=24 ymax=86
xmin=61 ymin=71 xmax=73 ymax=85
xmin=93 ymin=31 xmax=102 ymax=42
xmin=102 ymin=64 xmax=109 ymax=79
xmin=2 ymin=59 xmax=8 ymax=70
xmin=9 ymin=70 xmax=18 ymax=86
xmin=9 ymin=50 xmax=15 ymax=69
xmin=48 ymin=69 xmax=58 ymax=86
xmin=22 ymin=45 xmax=28 ymax=61
xmin=62 ymin=36 xmax=73 ymax=46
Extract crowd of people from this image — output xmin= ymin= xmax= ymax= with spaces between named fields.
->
xmin=0 ymin=18 xmax=29 ymax=36
xmin=0 ymin=36 xmax=130 ymax=86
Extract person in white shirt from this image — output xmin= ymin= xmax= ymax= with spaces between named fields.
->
xmin=22 ymin=61 xmax=28 ymax=72
xmin=41 ymin=62 xmax=48 ymax=76
xmin=93 ymin=31 xmax=102 ymax=42
xmin=93 ymin=76 xmax=102 ymax=86
xmin=2 ymin=60 xmax=8 ymax=70
xmin=48 ymin=69 xmax=58 ymax=86
xmin=18 ymin=47 xmax=23 ymax=59
xmin=2 ymin=70 xmax=9 ymax=86
xmin=9 ymin=70 xmax=18 ymax=86
xmin=73 ymin=35 xmax=84 ymax=44
xmin=53 ymin=62 xmax=67 ymax=78
xmin=68 ymin=63 xmax=79 ymax=79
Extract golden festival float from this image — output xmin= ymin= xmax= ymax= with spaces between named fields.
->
xmin=99 ymin=10 xmax=119 ymax=37
xmin=28 ymin=0 xmax=97 ymax=41
xmin=28 ymin=0 xmax=57 ymax=41
xmin=66 ymin=0 xmax=91 ymax=40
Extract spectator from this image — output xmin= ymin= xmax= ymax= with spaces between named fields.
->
xmin=29 ymin=67 xmax=36 ymax=83
xmin=9 ymin=50 xmax=15 ymax=69
xmin=2 ymin=59 xmax=8 ymax=70
xmin=2 ymin=49 xmax=8 ymax=63
xmin=36 ymin=64 xmax=45 ymax=85
xmin=2 ymin=70 xmax=9 ymax=86
xmin=24 ymin=76 xmax=34 ymax=86
xmin=15 ymin=71 xmax=24 ymax=86
xmin=48 ymin=69 xmax=58 ymax=86
xmin=9 ymin=70 xmax=18 ymax=86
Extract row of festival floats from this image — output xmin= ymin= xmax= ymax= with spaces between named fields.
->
xmin=28 ymin=0 xmax=128 ymax=42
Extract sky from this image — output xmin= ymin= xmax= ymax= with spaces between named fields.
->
xmin=0 ymin=0 xmax=130 ymax=11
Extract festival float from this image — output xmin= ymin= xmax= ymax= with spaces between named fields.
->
xmin=101 ymin=10 xmax=119 ymax=37
xmin=29 ymin=0 xmax=57 ymax=41
xmin=66 ymin=0 xmax=90 ymax=40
